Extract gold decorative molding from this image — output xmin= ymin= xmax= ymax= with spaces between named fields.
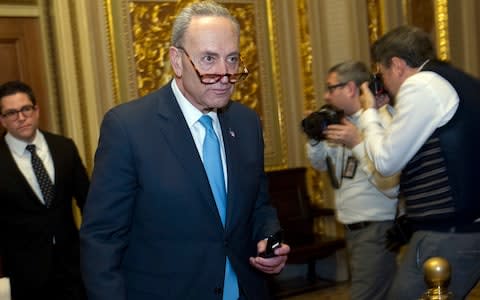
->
xmin=264 ymin=0 xmax=287 ymax=170
xmin=369 ymin=0 xmax=450 ymax=61
xmin=366 ymin=0 xmax=384 ymax=45
xmin=128 ymin=1 xmax=177 ymax=96
xmin=104 ymin=0 xmax=122 ymax=106
xmin=104 ymin=0 xmax=287 ymax=169
xmin=298 ymin=0 xmax=315 ymax=113
xmin=433 ymin=0 xmax=449 ymax=61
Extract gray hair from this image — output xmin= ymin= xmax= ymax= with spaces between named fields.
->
xmin=372 ymin=25 xmax=436 ymax=68
xmin=171 ymin=0 xmax=240 ymax=47
xmin=328 ymin=60 xmax=370 ymax=86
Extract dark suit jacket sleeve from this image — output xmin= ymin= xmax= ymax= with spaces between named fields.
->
xmin=80 ymin=109 xmax=136 ymax=300
xmin=249 ymin=113 xmax=282 ymax=241
xmin=69 ymin=138 xmax=90 ymax=211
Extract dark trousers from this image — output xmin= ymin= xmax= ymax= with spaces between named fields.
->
xmin=11 ymin=245 xmax=86 ymax=300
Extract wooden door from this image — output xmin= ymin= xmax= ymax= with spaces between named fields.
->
xmin=0 ymin=17 xmax=51 ymax=132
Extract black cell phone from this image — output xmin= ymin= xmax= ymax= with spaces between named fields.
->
xmin=259 ymin=230 xmax=283 ymax=258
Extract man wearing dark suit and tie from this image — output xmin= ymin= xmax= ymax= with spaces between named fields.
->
xmin=0 ymin=80 xmax=90 ymax=300
xmin=80 ymin=1 xmax=290 ymax=299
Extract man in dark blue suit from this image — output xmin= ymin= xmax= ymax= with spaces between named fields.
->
xmin=80 ymin=1 xmax=290 ymax=299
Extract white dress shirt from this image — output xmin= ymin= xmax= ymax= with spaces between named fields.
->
xmin=171 ymin=80 xmax=228 ymax=188
xmin=307 ymin=108 xmax=399 ymax=224
xmin=359 ymin=70 xmax=459 ymax=176
xmin=4 ymin=130 xmax=55 ymax=205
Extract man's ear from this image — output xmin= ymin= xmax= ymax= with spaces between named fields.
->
xmin=345 ymin=80 xmax=357 ymax=97
xmin=169 ymin=47 xmax=183 ymax=77
xmin=391 ymin=56 xmax=407 ymax=76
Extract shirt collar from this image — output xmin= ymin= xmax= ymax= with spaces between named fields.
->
xmin=347 ymin=109 xmax=363 ymax=123
xmin=5 ymin=130 xmax=46 ymax=156
xmin=170 ymin=80 xmax=220 ymax=127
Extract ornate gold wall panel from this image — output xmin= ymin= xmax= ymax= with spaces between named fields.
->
xmin=367 ymin=0 xmax=449 ymax=60
xmin=367 ymin=0 xmax=384 ymax=47
xmin=105 ymin=0 xmax=287 ymax=169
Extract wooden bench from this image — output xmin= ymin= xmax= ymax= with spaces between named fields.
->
xmin=266 ymin=167 xmax=346 ymax=298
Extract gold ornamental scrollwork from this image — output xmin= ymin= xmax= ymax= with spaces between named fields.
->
xmin=404 ymin=0 xmax=449 ymax=61
xmin=433 ymin=0 xmax=449 ymax=61
xmin=366 ymin=0 xmax=384 ymax=49
xmin=129 ymin=2 xmax=177 ymax=96
xmin=367 ymin=0 xmax=449 ymax=61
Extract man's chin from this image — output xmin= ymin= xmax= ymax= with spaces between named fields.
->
xmin=15 ymin=130 xmax=36 ymax=143
xmin=207 ymin=99 xmax=230 ymax=110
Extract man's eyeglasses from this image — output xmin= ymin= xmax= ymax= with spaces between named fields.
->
xmin=176 ymin=46 xmax=248 ymax=84
xmin=326 ymin=82 xmax=348 ymax=93
xmin=0 ymin=105 xmax=36 ymax=121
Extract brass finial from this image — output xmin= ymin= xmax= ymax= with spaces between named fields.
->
xmin=420 ymin=257 xmax=453 ymax=300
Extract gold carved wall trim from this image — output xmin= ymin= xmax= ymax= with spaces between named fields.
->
xmin=368 ymin=0 xmax=450 ymax=61
xmin=433 ymin=0 xmax=449 ymax=61
xmin=367 ymin=0 xmax=385 ymax=46
xmin=104 ymin=0 xmax=287 ymax=169
xmin=104 ymin=0 xmax=122 ymax=106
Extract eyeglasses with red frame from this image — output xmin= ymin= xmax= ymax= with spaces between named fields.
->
xmin=176 ymin=46 xmax=248 ymax=84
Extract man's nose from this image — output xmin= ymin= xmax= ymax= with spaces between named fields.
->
xmin=324 ymin=91 xmax=331 ymax=100
xmin=17 ymin=111 xmax=27 ymax=121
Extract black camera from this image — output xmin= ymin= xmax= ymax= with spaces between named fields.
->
xmin=368 ymin=73 xmax=386 ymax=96
xmin=385 ymin=215 xmax=413 ymax=251
xmin=301 ymin=104 xmax=344 ymax=141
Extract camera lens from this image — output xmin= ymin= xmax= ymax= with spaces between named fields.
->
xmin=368 ymin=73 xmax=385 ymax=96
xmin=301 ymin=104 xmax=344 ymax=141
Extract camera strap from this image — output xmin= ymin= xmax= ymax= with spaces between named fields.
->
xmin=326 ymin=146 xmax=358 ymax=189
xmin=326 ymin=156 xmax=340 ymax=189
xmin=326 ymin=146 xmax=346 ymax=189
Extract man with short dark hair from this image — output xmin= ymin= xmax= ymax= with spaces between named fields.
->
xmin=0 ymin=80 xmax=89 ymax=300
xmin=359 ymin=25 xmax=480 ymax=299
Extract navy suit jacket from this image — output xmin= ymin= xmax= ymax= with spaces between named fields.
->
xmin=80 ymin=83 xmax=281 ymax=299
xmin=0 ymin=131 xmax=89 ymax=293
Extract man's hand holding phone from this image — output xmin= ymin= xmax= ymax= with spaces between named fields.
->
xmin=249 ymin=230 xmax=290 ymax=274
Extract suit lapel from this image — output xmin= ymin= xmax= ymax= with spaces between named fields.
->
xmin=218 ymin=110 xmax=239 ymax=230
xmin=154 ymin=87 xmax=224 ymax=228
xmin=0 ymin=137 xmax=45 ymax=207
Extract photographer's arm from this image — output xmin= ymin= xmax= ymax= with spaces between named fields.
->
xmin=323 ymin=119 xmax=362 ymax=149
xmin=306 ymin=140 xmax=329 ymax=171
xmin=352 ymin=141 xmax=399 ymax=198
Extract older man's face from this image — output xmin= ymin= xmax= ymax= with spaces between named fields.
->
xmin=172 ymin=16 xmax=241 ymax=113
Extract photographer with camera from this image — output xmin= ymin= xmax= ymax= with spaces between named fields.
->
xmin=358 ymin=26 xmax=480 ymax=299
xmin=304 ymin=60 xmax=399 ymax=300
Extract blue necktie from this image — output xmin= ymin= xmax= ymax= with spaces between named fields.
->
xmin=199 ymin=115 xmax=239 ymax=300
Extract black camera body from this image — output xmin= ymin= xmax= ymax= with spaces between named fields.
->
xmin=302 ymin=104 xmax=344 ymax=141
xmin=368 ymin=73 xmax=386 ymax=96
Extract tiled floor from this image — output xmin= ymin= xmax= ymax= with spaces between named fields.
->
xmin=283 ymin=280 xmax=480 ymax=300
